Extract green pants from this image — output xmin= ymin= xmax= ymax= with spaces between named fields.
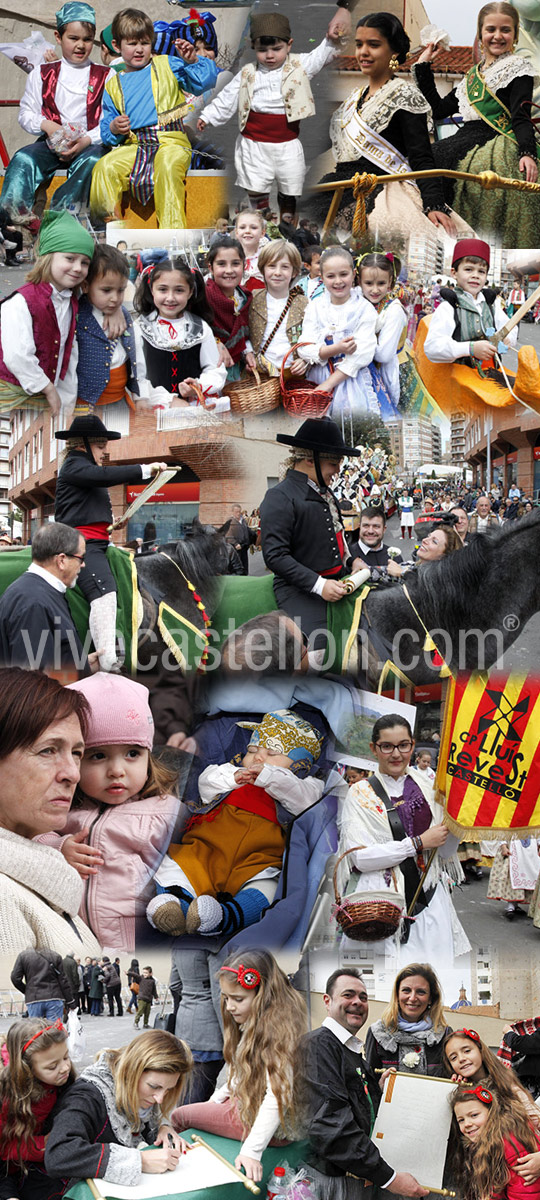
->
xmin=135 ymin=998 xmax=152 ymax=1026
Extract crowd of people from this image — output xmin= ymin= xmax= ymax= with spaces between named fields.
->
xmin=1 ymin=956 xmax=540 ymax=1197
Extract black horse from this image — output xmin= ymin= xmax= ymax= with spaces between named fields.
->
xmin=361 ymin=511 xmax=540 ymax=684
xmin=133 ymin=519 xmax=230 ymax=668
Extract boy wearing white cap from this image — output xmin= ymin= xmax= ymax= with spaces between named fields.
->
xmin=0 ymin=3 xmax=108 ymax=222
xmin=197 ymin=11 xmax=340 ymax=219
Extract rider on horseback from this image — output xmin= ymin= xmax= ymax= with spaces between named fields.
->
xmin=259 ymin=418 xmax=364 ymax=657
xmin=54 ymin=413 xmax=166 ymax=671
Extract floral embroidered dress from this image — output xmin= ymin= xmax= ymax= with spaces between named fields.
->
xmin=414 ymin=53 xmax=540 ymax=246
xmin=312 ymin=77 xmax=470 ymax=239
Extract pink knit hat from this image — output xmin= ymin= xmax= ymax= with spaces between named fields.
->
xmin=68 ymin=675 xmax=154 ymax=750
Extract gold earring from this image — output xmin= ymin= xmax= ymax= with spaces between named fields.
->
xmin=389 ymin=55 xmax=399 ymax=70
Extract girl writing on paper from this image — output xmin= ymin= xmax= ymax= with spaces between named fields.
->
xmin=35 ymin=674 xmax=179 ymax=953
xmin=171 ymin=950 xmax=307 ymax=1183
xmin=0 ymin=1019 xmax=75 ymax=1200
xmin=53 ymin=412 xmax=167 ymax=672
xmin=414 ymin=2 xmax=540 ymax=247
xmin=45 ymin=1031 xmax=193 ymax=1187
xmin=450 ymin=1083 xmax=540 ymax=1198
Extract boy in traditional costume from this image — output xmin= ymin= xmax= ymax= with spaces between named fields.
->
xmin=0 ymin=2 xmax=108 ymax=224
xmin=424 ymin=239 xmax=517 ymax=366
xmin=89 ymin=7 xmax=219 ymax=228
xmin=196 ymin=12 xmax=339 ymax=219
xmin=147 ymin=708 xmax=325 ymax=938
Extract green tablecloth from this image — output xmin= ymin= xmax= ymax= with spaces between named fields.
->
xmin=64 ymin=1128 xmax=309 ymax=1200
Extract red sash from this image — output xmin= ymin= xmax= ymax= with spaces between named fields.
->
xmin=76 ymin=522 xmax=109 ymax=540
xmin=320 ymin=528 xmax=347 ymax=577
xmin=185 ymin=782 xmax=279 ymax=832
xmin=243 ymin=111 xmax=300 ymax=143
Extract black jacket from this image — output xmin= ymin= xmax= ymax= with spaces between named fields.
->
xmin=55 ymin=451 xmax=145 ymax=528
xmin=504 ymin=1029 xmax=540 ymax=1077
xmin=297 ymin=1026 xmax=394 ymax=1187
xmin=347 ymin=538 xmax=402 ymax=568
xmin=364 ymin=1022 xmax=453 ymax=1075
xmin=44 ymin=1079 xmax=160 ymax=1181
xmin=11 ymin=949 xmax=74 ymax=1005
xmin=0 ymin=571 xmax=84 ymax=670
xmin=260 ymin=470 xmax=349 ymax=593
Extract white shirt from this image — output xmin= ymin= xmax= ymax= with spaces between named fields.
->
xmin=1 ymin=287 xmax=78 ymax=406
xmin=133 ymin=315 xmax=227 ymax=402
xmin=211 ymin=1074 xmax=280 ymax=1162
xmin=261 ymin=293 xmax=294 ymax=369
xmin=198 ymin=760 xmax=324 ymax=818
xmin=424 ymin=293 xmax=517 ymax=363
xmin=19 ymin=58 xmax=102 ymax=145
xmin=27 ymin=563 xmax=67 ymax=593
xmin=298 ymin=290 xmax=378 ymax=379
xmin=201 ymin=39 xmax=336 ymax=126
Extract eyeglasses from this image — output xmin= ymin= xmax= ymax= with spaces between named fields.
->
xmin=375 ymin=740 xmax=413 ymax=754
xmin=63 ymin=553 xmax=85 ymax=563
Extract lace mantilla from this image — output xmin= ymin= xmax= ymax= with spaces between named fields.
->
xmin=138 ymin=311 xmax=206 ymax=351
xmin=330 ymin=78 xmax=431 ymax=162
xmin=456 ymin=53 xmax=537 ymax=123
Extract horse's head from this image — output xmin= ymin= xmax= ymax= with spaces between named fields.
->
xmin=175 ymin=518 xmax=231 ymax=578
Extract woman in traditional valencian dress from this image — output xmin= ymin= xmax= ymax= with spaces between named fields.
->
xmin=414 ymin=2 xmax=540 ymax=246
xmin=314 ymin=12 xmax=465 ymax=240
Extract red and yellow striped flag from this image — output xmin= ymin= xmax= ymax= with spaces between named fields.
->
xmin=436 ymin=672 xmax=540 ymax=837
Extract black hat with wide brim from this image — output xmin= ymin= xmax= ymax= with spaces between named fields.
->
xmin=276 ymin=418 xmax=361 ymax=457
xmin=55 ymin=414 xmax=122 ymax=441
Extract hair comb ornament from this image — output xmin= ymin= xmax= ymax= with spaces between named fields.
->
xmin=221 ymin=964 xmax=261 ymax=989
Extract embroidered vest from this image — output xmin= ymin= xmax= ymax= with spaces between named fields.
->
xmin=238 ymin=57 xmax=315 ymax=131
xmin=40 ymin=60 xmax=109 ymax=130
xmin=0 ymin=282 xmax=77 ymax=386
xmin=141 ymin=339 xmax=201 ymax=392
xmin=105 ymin=56 xmax=188 ymax=130
xmin=76 ymin=298 xmax=139 ymax=407
xmin=439 ymin=286 xmax=496 ymax=364
xmin=465 ymin=64 xmax=516 ymax=142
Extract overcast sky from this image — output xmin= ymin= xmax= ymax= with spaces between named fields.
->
xmin=422 ymin=0 xmax=474 ymax=45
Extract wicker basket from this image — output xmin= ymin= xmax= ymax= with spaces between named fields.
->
xmin=224 ymin=368 xmax=281 ymax=415
xmin=332 ymin=845 xmax=404 ymax=942
xmin=280 ymin=343 xmax=332 ymax=418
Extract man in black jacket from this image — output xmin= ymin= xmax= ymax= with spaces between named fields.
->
xmin=348 ymin=506 xmax=403 ymax=570
xmin=0 ymin=522 xmax=89 ymax=671
xmin=260 ymin=419 xmax=363 ymax=651
xmin=11 ymin=947 xmax=76 ymax=1020
xmin=297 ymin=969 xmax=429 ymax=1198
xmin=55 ymin=412 xmax=166 ymax=672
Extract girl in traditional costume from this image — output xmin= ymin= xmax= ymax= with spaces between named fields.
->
xmin=336 ymin=713 xmax=469 ymax=969
xmin=171 ymin=951 xmax=307 ymax=1184
xmin=297 ymin=246 xmax=379 ymax=417
xmin=146 ymin=709 xmax=324 ymax=939
xmin=313 ymin=12 xmax=460 ymax=240
xmin=248 ymin=239 xmax=308 ymax=377
xmin=0 ymin=210 xmax=93 ymax=415
xmin=357 ymin=251 xmax=406 ymax=418
xmin=234 ymin=211 xmax=268 ymax=293
xmin=205 ymin=236 xmax=256 ymax=381
xmin=134 ymin=258 xmax=227 ymax=407
xmin=414 ymin=2 xmax=540 ymax=247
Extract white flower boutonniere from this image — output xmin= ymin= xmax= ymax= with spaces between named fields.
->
xmin=402 ymin=1051 xmax=421 ymax=1069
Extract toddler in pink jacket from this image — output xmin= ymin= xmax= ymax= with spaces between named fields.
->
xmin=35 ymin=675 xmax=179 ymax=952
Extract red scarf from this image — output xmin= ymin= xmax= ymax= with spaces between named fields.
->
xmin=205 ymin=280 xmax=251 ymax=364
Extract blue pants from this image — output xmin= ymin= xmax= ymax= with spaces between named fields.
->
xmin=26 ymin=999 xmax=64 ymax=1020
xmin=0 ymin=136 xmax=106 ymax=219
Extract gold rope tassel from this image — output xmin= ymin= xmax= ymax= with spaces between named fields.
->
xmin=351 ymin=172 xmax=378 ymax=238
xmin=317 ymin=167 xmax=540 ymax=234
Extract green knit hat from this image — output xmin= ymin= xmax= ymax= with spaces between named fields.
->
xmin=38 ymin=211 xmax=95 ymax=259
